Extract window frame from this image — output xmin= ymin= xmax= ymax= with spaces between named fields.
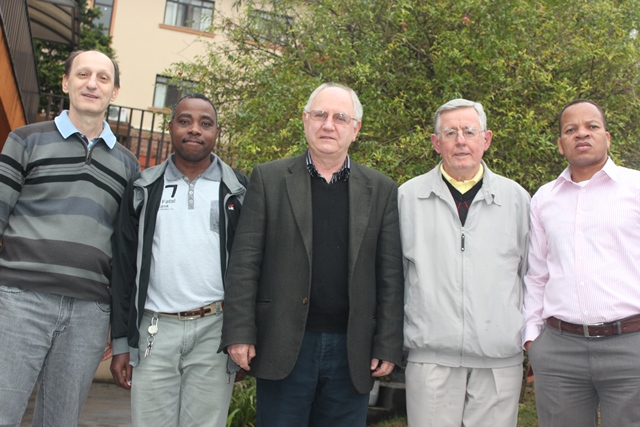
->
xmin=93 ymin=0 xmax=115 ymax=35
xmin=163 ymin=0 xmax=215 ymax=32
xmin=247 ymin=9 xmax=293 ymax=47
xmin=152 ymin=75 xmax=198 ymax=110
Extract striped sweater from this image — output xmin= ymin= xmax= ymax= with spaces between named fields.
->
xmin=0 ymin=120 xmax=139 ymax=303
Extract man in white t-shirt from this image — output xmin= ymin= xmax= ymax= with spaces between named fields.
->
xmin=109 ymin=93 xmax=248 ymax=427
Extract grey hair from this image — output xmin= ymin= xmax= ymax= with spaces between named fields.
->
xmin=304 ymin=82 xmax=363 ymax=124
xmin=433 ymin=99 xmax=487 ymax=133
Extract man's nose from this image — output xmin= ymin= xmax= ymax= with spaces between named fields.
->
xmin=86 ymin=74 xmax=98 ymax=88
xmin=321 ymin=115 xmax=338 ymax=129
xmin=576 ymin=126 xmax=590 ymax=138
xmin=188 ymin=123 xmax=202 ymax=134
xmin=454 ymin=131 xmax=466 ymax=143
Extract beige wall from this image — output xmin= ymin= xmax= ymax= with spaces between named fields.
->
xmin=109 ymin=0 xmax=232 ymax=114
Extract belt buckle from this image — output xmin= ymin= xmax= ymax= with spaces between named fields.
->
xmin=583 ymin=322 xmax=605 ymax=338
xmin=214 ymin=301 xmax=223 ymax=315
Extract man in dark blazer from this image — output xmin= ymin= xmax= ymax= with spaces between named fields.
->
xmin=221 ymin=82 xmax=404 ymax=426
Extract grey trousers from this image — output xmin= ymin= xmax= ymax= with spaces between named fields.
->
xmin=131 ymin=310 xmax=234 ymax=427
xmin=528 ymin=326 xmax=640 ymax=427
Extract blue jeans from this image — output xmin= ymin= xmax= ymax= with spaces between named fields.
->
xmin=256 ymin=331 xmax=369 ymax=427
xmin=131 ymin=310 xmax=234 ymax=427
xmin=0 ymin=286 xmax=110 ymax=427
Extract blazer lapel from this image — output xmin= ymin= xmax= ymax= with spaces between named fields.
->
xmin=285 ymin=156 xmax=313 ymax=262
xmin=348 ymin=164 xmax=372 ymax=276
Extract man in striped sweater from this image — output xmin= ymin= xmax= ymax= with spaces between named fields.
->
xmin=0 ymin=50 xmax=139 ymax=427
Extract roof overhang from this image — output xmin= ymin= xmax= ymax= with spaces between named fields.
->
xmin=27 ymin=0 xmax=79 ymax=47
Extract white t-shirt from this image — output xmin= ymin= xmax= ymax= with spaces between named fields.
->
xmin=145 ymin=160 xmax=224 ymax=312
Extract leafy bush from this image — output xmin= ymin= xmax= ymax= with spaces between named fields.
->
xmin=226 ymin=377 xmax=257 ymax=427
xmin=169 ymin=0 xmax=640 ymax=193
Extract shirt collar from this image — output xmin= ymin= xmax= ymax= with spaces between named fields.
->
xmin=305 ymin=150 xmax=351 ymax=183
xmin=54 ymin=110 xmax=117 ymax=148
xmin=440 ymin=163 xmax=484 ymax=194
xmin=556 ymin=157 xmax=617 ymax=187
xmin=165 ymin=154 xmax=222 ymax=182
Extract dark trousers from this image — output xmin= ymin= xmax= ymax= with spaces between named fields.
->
xmin=256 ymin=331 xmax=369 ymax=427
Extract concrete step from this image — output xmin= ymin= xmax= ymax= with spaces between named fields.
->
xmin=366 ymin=381 xmax=406 ymax=423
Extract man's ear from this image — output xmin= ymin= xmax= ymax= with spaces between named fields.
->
xmin=110 ymin=87 xmax=119 ymax=103
xmin=431 ymin=134 xmax=441 ymax=154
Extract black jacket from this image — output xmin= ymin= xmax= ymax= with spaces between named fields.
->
xmin=110 ymin=155 xmax=248 ymax=364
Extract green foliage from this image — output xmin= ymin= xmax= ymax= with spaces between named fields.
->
xmin=169 ymin=0 xmax=640 ymax=192
xmin=226 ymin=377 xmax=257 ymax=427
xmin=34 ymin=0 xmax=115 ymax=104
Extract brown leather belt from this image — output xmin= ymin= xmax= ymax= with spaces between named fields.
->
xmin=146 ymin=301 xmax=224 ymax=320
xmin=545 ymin=314 xmax=640 ymax=338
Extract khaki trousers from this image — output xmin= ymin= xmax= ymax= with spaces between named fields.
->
xmin=405 ymin=362 xmax=522 ymax=427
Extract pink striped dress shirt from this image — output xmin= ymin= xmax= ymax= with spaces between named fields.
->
xmin=522 ymin=158 xmax=640 ymax=344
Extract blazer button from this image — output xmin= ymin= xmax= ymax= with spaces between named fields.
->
xmin=302 ymin=297 xmax=308 ymax=305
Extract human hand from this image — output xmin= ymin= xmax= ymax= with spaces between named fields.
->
xmin=110 ymin=353 xmax=132 ymax=389
xmin=370 ymin=358 xmax=395 ymax=377
xmin=228 ymin=344 xmax=256 ymax=371
xmin=101 ymin=337 xmax=112 ymax=361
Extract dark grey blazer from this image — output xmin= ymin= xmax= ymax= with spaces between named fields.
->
xmin=221 ymin=153 xmax=404 ymax=394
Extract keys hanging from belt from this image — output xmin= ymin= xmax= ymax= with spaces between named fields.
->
xmin=144 ymin=315 xmax=159 ymax=358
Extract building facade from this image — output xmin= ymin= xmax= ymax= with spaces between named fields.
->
xmin=96 ymin=0 xmax=232 ymax=115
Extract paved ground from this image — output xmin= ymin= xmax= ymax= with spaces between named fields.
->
xmin=20 ymin=382 xmax=132 ymax=427
xmin=19 ymin=378 xmax=404 ymax=426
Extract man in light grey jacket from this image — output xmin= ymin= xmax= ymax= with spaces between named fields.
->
xmin=398 ymin=99 xmax=530 ymax=427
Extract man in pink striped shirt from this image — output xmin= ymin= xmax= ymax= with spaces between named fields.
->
xmin=523 ymin=99 xmax=640 ymax=427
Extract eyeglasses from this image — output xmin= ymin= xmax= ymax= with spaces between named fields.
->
xmin=438 ymin=127 xmax=483 ymax=141
xmin=305 ymin=110 xmax=357 ymax=126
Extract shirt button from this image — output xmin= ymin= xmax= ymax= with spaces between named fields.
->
xmin=302 ymin=297 xmax=308 ymax=305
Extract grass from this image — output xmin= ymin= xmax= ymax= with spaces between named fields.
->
xmin=368 ymin=415 xmax=409 ymax=427
xmin=517 ymin=383 xmax=539 ymax=427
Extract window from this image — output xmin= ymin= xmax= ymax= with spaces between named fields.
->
xmin=153 ymin=76 xmax=197 ymax=109
xmin=248 ymin=9 xmax=293 ymax=47
xmin=93 ymin=0 xmax=114 ymax=35
xmin=107 ymin=105 xmax=129 ymax=122
xmin=163 ymin=0 xmax=214 ymax=32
